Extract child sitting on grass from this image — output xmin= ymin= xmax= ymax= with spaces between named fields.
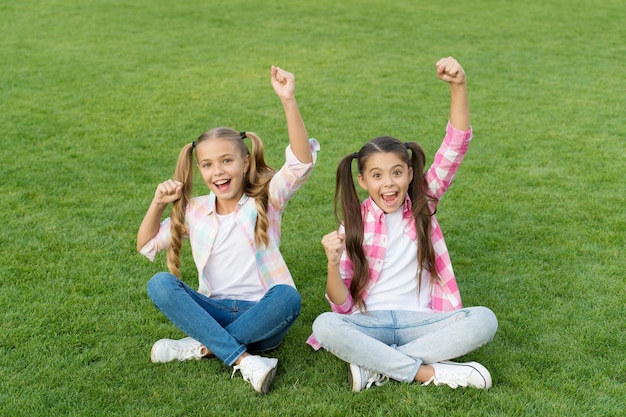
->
xmin=308 ymin=56 xmax=497 ymax=392
xmin=138 ymin=66 xmax=318 ymax=394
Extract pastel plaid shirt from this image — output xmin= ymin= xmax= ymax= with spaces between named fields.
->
xmin=307 ymin=122 xmax=471 ymax=349
xmin=140 ymin=139 xmax=319 ymax=297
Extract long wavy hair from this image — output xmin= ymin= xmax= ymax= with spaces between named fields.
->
xmin=335 ymin=136 xmax=438 ymax=311
xmin=167 ymin=127 xmax=275 ymax=278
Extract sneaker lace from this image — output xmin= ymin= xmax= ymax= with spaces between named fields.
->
xmin=231 ymin=365 xmax=244 ymax=380
xmin=426 ymin=376 xmax=461 ymax=388
xmin=423 ymin=370 xmax=466 ymax=389
xmin=231 ymin=359 xmax=260 ymax=382
xmin=230 ymin=365 xmax=240 ymax=379
xmin=364 ymin=372 xmax=388 ymax=390
xmin=173 ymin=340 xmax=203 ymax=359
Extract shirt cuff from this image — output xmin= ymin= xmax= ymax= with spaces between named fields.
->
xmin=325 ymin=293 xmax=353 ymax=314
xmin=139 ymin=240 xmax=157 ymax=262
xmin=447 ymin=121 xmax=472 ymax=140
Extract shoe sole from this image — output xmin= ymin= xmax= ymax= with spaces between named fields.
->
xmin=466 ymin=361 xmax=492 ymax=389
xmin=258 ymin=362 xmax=278 ymax=394
xmin=150 ymin=340 xmax=166 ymax=363
xmin=348 ymin=364 xmax=362 ymax=392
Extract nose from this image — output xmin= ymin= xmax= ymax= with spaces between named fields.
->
xmin=214 ymin=163 xmax=225 ymax=175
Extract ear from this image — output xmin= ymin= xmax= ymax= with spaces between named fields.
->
xmin=408 ymin=166 xmax=414 ymax=182
xmin=243 ymin=154 xmax=250 ymax=173
xmin=357 ymin=173 xmax=367 ymax=190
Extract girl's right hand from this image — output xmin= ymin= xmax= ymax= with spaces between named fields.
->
xmin=436 ymin=56 xmax=466 ymax=85
xmin=153 ymin=179 xmax=183 ymax=205
xmin=321 ymin=230 xmax=345 ymax=265
xmin=270 ymin=65 xmax=296 ymax=101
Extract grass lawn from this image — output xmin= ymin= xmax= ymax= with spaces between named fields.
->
xmin=0 ymin=0 xmax=624 ymax=416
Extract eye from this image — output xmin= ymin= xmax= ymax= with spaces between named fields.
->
xmin=223 ymin=158 xmax=232 ymax=164
xmin=393 ymin=170 xmax=402 ymax=176
xmin=372 ymin=173 xmax=381 ymax=179
xmin=201 ymin=162 xmax=211 ymax=168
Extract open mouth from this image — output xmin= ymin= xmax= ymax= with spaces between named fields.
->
xmin=381 ymin=191 xmax=398 ymax=207
xmin=214 ymin=179 xmax=231 ymax=192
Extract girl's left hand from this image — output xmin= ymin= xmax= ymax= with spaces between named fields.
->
xmin=271 ymin=65 xmax=295 ymax=100
xmin=436 ymin=56 xmax=466 ymax=84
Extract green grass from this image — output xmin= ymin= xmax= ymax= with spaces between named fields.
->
xmin=1 ymin=0 xmax=624 ymax=415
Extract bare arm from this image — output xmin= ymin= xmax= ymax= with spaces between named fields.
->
xmin=271 ymin=66 xmax=313 ymax=164
xmin=436 ymin=57 xmax=470 ymax=131
xmin=136 ymin=179 xmax=183 ymax=252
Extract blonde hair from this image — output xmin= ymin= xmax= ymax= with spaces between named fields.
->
xmin=167 ymin=128 xmax=275 ymax=278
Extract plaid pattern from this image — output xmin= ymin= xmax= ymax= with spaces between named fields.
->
xmin=140 ymin=139 xmax=319 ymax=297
xmin=307 ymin=123 xmax=471 ymax=349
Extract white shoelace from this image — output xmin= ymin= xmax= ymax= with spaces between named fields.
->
xmin=365 ymin=373 xmax=388 ymax=389
xmin=231 ymin=358 xmax=260 ymax=380
xmin=172 ymin=341 xmax=203 ymax=359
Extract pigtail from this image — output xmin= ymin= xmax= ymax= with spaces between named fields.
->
xmin=335 ymin=154 xmax=369 ymax=312
xmin=345 ymin=136 xmax=441 ymax=311
xmin=405 ymin=142 xmax=438 ymax=284
xmin=192 ymin=127 xmax=275 ymax=249
xmin=242 ymin=131 xmax=275 ymax=248
xmin=167 ymin=143 xmax=195 ymax=278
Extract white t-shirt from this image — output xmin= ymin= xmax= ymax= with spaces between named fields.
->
xmin=203 ymin=212 xmax=264 ymax=301
xmin=365 ymin=209 xmax=433 ymax=313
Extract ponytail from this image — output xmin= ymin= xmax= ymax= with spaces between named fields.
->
xmin=167 ymin=143 xmax=195 ymax=278
xmin=405 ymin=142 xmax=438 ymax=285
xmin=166 ymin=127 xmax=276 ymax=279
xmin=243 ymin=131 xmax=275 ymax=247
xmin=339 ymin=138 xmax=440 ymax=311
xmin=335 ymin=153 xmax=369 ymax=311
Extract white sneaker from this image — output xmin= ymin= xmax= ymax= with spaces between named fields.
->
xmin=231 ymin=355 xmax=278 ymax=394
xmin=424 ymin=361 xmax=492 ymax=389
xmin=348 ymin=363 xmax=388 ymax=393
xmin=150 ymin=337 xmax=206 ymax=363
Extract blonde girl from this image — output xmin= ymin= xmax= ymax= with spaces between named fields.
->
xmin=137 ymin=66 xmax=319 ymax=394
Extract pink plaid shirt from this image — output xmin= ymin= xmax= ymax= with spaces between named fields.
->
xmin=140 ymin=139 xmax=319 ymax=297
xmin=307 ymin=122 xmax=471 ymax=349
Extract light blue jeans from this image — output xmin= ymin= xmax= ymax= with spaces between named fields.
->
xmin=312 ymin=307 xmax=497 ymax=383
xmin=147 ymin=272 xmax=301 ymax=366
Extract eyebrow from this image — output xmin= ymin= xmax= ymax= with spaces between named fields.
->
xmin=198 ymin=153 xmax=235 ymax=164
xmin=367 ymin=164 xmax=405 ymax=173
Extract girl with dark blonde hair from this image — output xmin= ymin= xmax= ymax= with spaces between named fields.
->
xmin=137 ymin=66 xmax=319 ymax=394
xmin=308 ymin=57 xmax=497 ymax=392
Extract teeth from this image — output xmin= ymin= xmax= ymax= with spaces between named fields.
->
xmin=215 ymin=180 xmax=229 ymax=185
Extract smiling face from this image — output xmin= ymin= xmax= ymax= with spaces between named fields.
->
xmin=357 ymin=151 xmax=413 ymax=214
xmin=195 ymin=138 xmax=249 ymax=214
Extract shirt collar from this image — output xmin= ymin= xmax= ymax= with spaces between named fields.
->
xmin=206 ymin=193 xmax=249 ymax=215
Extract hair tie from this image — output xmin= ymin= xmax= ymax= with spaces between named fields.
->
xmin=192 ymin=141 xmax=197 ymax=148
xmin=404 ymin=143 xmax=410 ymax=149
xmin=240 ymin=131 xmax=247 ymax=139
xmin=353 ymin=152 xmax=359 ymax=159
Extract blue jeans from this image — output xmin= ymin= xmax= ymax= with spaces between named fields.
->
xmin=312 ymin=307 xmax=497 ymax=383
xmin=147 ymin=272 xmax=301 ymax=366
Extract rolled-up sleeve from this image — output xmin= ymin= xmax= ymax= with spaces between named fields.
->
xmin=325 ymin=252 xmax=355 ymax=313
xmin=139 ymin=217 xmax=172 ymax=262
xmin=326 ymin=293 xmax=354 ymax=314
xmin=269 ymin=138 xmax=319 ymax=210
xmin=427 ymin=122 xmax=472 ymax=201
